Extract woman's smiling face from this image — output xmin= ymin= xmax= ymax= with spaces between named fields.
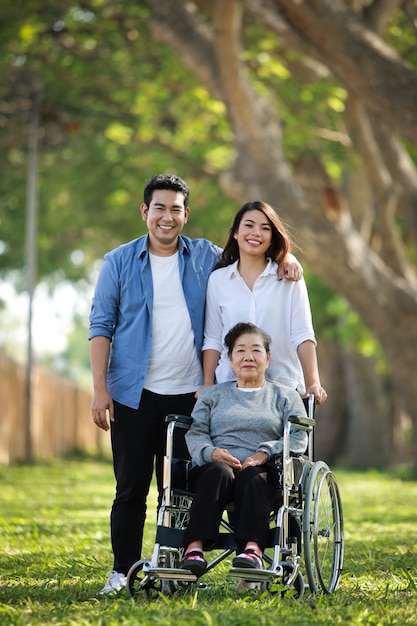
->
xmin=233 ymin=209 xmax=272 ymax=258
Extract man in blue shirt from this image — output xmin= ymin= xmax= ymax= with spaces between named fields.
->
xmin=89 ymin=173 xmax=301 ymax=594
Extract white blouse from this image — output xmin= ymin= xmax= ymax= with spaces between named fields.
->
xmin=203 ymin=259 xmax=316 ymax=393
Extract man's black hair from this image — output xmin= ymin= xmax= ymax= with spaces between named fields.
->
xmin=143 ymin=174 xmax=190 ymax=207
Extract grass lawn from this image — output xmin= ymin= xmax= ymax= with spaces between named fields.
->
xmin=0 ymin=457 xmax=416 ymax=625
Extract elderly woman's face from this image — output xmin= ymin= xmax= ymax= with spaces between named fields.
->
xmin=228 ymin=332 xmax=271 ymax=387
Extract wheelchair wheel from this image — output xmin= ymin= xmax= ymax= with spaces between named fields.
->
xmin=261 ymin=563 xmax=305 ymax=598
xmin=127 ymin=560 xmax=161 ymax=599
xmin=302 ymin=461 xmax=344 ymax=593
xmin=127 ymin=551 xmax=183 ymax=598
xmin=282 ymin=563 xmax=305 ymax=598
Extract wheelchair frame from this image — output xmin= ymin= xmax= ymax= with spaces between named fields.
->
xmin=126 ymin=395 xmax=344 ymax=598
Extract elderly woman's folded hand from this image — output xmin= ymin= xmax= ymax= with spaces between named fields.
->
xmin=212 ymin=447 xmax=242 ymax=470
xmin=241 ymin=450 xmax=269 ymax=470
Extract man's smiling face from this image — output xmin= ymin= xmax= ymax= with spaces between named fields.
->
xmin=140 ymin=189 xmax=190 ymax=255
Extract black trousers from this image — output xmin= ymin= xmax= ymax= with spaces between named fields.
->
xmin=183 ymin=462 xmax=277 ymax=552
xmin=110 ymin=390 xmax=196 ymax=574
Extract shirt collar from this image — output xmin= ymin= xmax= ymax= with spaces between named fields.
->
xmin=137 ymin=234 xmax=190 ymax=259
xmin=227 ymin=257 xmax=276 ymax=277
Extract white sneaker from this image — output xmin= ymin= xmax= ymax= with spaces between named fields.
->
xmin=99 ymin=570 xmax=127 ymax=594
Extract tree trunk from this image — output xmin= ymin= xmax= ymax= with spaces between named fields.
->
xmin=311 ymin=336 xmax=395 ymax=468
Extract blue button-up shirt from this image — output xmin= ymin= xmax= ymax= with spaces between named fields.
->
xmin=88 ymin=234 xmax=221 ymax=409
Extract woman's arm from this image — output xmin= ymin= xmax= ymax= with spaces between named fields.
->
xmin=203 ymin=349 xmax=220 ymax=386
xmin=297 ymin=340 xmax=327 ymax=404
xmin=195 ymin=349 xmax=221 ymax=397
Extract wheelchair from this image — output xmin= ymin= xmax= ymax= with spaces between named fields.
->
xmin=126 ymin=395 xmax=344 ymax=598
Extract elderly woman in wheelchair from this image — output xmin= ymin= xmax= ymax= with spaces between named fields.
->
xmin=126 ymin=322 xmax=343 ymax=597
xmin=180 ymin=321 xmax=308 ymax=578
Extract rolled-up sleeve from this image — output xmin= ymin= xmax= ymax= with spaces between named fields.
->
xmin=290 ymin=278 xmax=316 ymax=351
xmin=202 ymin=273 xmax=224 ymax=353
xmin=88 ymin=252 xmax=119 ymax=341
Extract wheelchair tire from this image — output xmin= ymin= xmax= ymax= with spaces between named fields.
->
xmin=302 ymin=461 xmax=344 ymax=593
xmin=126 ymin=551 xmax=185 ymax=598
xmin=126 ymin=559 xmax=161 ymax=599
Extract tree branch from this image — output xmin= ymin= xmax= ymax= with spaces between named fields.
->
xmin=273 ymin=0 xmax=417 ymax=147
xmin=148 ymin=0 xmax=222 ymax=98
xmin=363 ymin=0 xmax=403 ymax=33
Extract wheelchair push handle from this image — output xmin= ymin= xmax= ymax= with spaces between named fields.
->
xmin=165 ymin=414 xmax=193 ymax=429
xmin=291 ymin=395 xmax=316 ymax=431
xmin=288 ymin=414 xmax=315 ymax=431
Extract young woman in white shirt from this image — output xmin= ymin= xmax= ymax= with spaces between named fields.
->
xmin=202 ymin=201 xmax=327 ymax=404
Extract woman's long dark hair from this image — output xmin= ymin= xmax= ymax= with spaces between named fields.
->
xmin=215 ymin=201 xmax=291 ymax=269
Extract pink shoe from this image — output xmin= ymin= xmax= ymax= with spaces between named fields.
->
xmin=180 ymin=550 xmax=207 ymax=577
xmin=232 ymin=548 xmax=263 ymax=569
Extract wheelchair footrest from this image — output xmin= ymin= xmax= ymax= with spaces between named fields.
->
xmin=148 ymin=567 xmax=197 ymax=582
xmin=228 ymin=567 xmax=276 ymax=582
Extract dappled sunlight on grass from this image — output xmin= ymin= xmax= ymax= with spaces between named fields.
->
xmin=0 ymin=461 xmax=416 ymax=625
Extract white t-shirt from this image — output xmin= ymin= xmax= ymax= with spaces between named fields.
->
xmin=203 ymin=259 xmax=316 ymax=393
xmin=143 ymin=252 xmax=203 ymax=394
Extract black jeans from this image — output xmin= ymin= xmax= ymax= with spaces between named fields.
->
xmin=110 ymin=390 xmax=196 ymax=574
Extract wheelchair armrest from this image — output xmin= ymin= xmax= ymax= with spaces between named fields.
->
xmin=288 ymin=414 xmax=316 ymax=431
xmin=165 ymin=414 xmax=193 ymax=429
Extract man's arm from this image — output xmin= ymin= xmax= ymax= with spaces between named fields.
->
xmin=90 ymin=335 xmax=113 ymax=431
xmin=278 ymin=253 xmax=303 ymax=281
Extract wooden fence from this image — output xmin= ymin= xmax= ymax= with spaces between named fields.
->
xmin=0 ymin=353 xmax=110 ymax=464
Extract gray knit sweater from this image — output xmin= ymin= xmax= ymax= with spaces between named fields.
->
xmin=185 ymin=381 xmax=308 ymax=466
